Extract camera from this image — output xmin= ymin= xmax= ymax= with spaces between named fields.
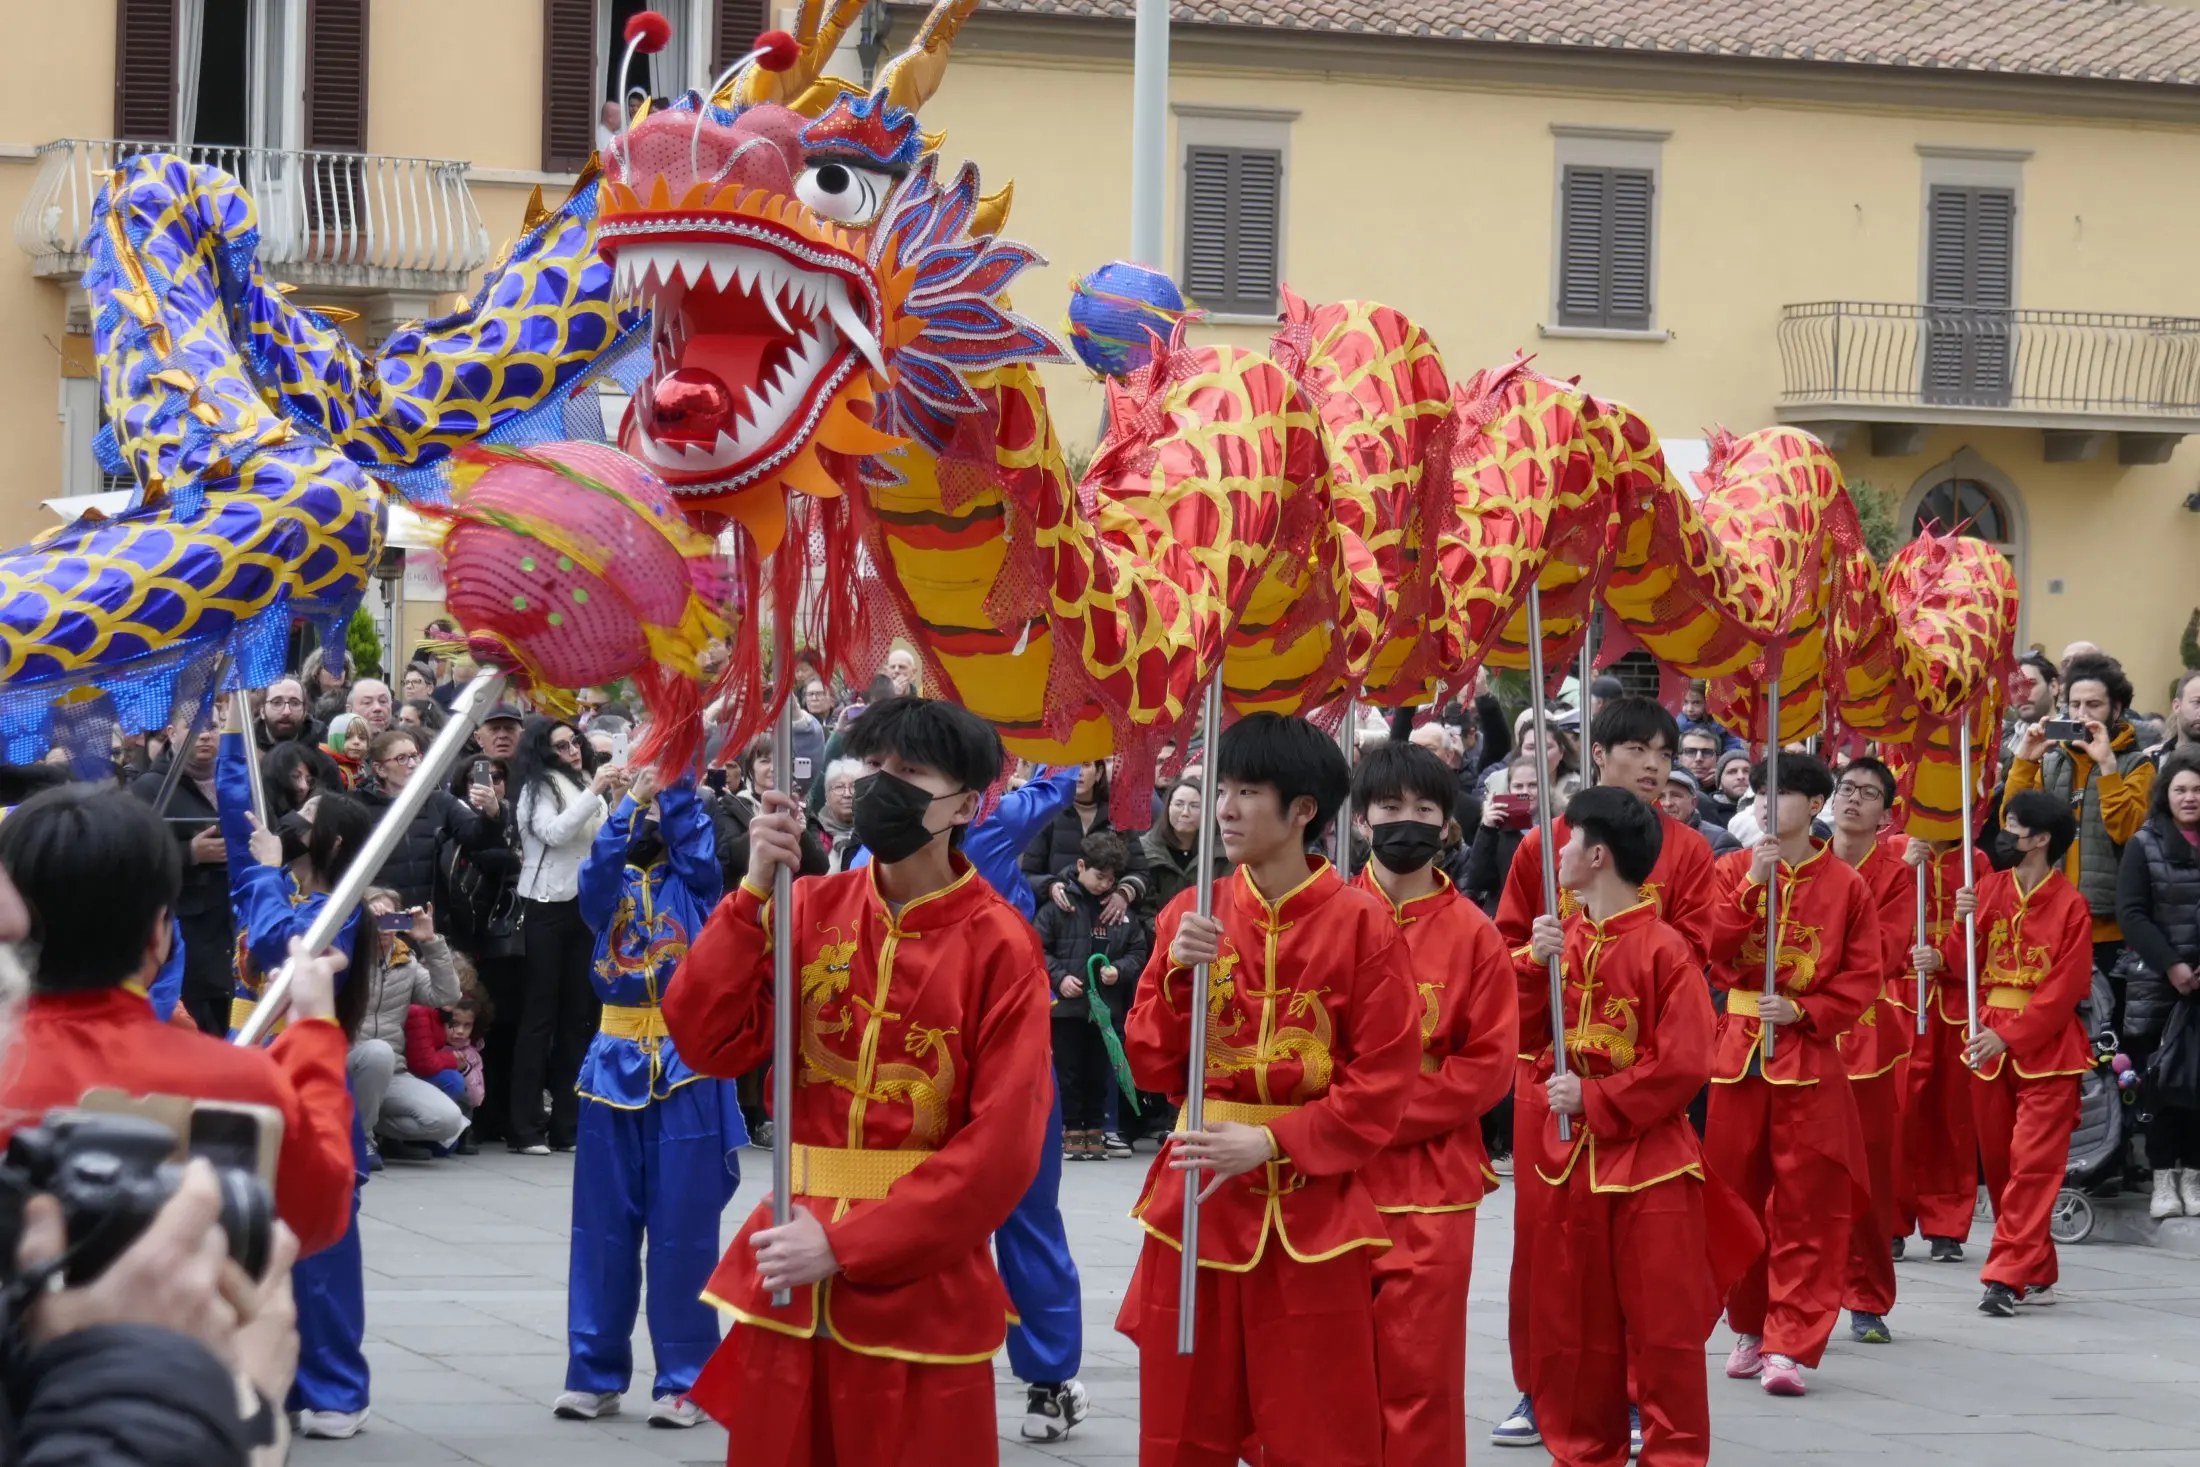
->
xmin=2040 ymin=718 xmax=2089 ymax=743
xmin=0 ymin=1109 xmax=275 ymax=1286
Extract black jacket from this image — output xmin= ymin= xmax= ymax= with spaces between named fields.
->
xmin=2118 ymin=815 xmax=2200 ymax=1042
xmin=3 ymin=1322 xmax=260 ymax=1467
xmin=1022 ymin=804 xmax=1147 ymax=908
xmin=706 ymin=787 xmax=828 ymax=894
xmin=1463 ymin=822 xmax=1524 ymax=915
xmin=1034 ymin=877 xmax=1151 ymax=1022
xmin=355 ymin=782 xmax=506 ymax=913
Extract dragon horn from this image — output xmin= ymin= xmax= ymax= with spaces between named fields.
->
xmin=878 ymin=0 xmax=979 ymax=114
xmin=732 ymin=0 xmax=869 ymax=106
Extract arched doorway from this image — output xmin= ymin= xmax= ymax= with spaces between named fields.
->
xmin=1901 ymin=449 xmax=2028 ymax=642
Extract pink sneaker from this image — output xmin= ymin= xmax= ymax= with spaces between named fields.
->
xmin=1760 ymin=1354 xmax=1806 ymax=1397
xmin=1724 ymin=1335 xmax=1764 ymax=1378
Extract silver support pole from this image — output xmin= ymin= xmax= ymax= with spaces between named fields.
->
xmin=234 ymin=667 xmax=506 ymax=1046
xmin=1761 ymin=678 xmax=1783 ymax=1063
xmin=1176 ymin=679 xmax=1225 ymax=1357
xmin=1129 ymin=0 xmax=1170 ymax=267
xmin=1914 ymin=857 xmax=1930 ymax=1038
xmin=769 ymin=694 xmax=797 ymax=1306
xmin=1333 ymin=697 xmax=1354 ymax=873
xmin=230 ymin=691 xmax=270 ymax=831
xmin=1578 ymin=613 xmax=1595 ymax=732
xmin=151 ymin=653 xmax=234 ymax=816
xmin=1960 ymin=722 xmax=1980 ymax=1051
xmin=1524 ymin=587 xmax=1571 ymax=1144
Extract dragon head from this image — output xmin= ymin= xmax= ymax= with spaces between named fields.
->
xmin=593 ymin=0 xmax=1063 ymax=553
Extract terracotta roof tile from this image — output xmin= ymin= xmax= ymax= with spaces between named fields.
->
xmin=978 ymin=1 xmax=2200 ymax=88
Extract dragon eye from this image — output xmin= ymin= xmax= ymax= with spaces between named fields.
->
xmin=796 ymin=161 xmax=891 ymax=225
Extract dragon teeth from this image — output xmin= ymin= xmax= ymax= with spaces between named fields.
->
xmin=826 ymin=281 xmax=887 ymax=378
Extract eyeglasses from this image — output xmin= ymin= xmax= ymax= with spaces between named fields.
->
xmin=549 ymin=738 xmax=579 ymax=753
xmin=264 ymin=696 xmax=305 ymax=709
xmin=379 ymin=751 xmax=421 ymax=768
xmin=1833 ymin=782 xmax=1884 ymax=804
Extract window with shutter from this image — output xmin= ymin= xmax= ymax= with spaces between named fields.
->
xmin=543 ymin=0 xmax=598 ymax=173
xmin=715 ymin=0 xmax=771 ymax=73
xmin=1923 ymin=184 xmax=2015 ymax=406
xmin=1556 ymin=164 xmax=1655 ymax=330
xmin=305 ymin=0 xmax=368 ymax=151
xmin=114 ymin=0 xmax=177 ymax=141
xmin=1181 ymin=145 xmax=1283 ymax=318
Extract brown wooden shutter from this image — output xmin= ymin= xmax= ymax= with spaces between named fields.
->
xmin=1182 ymin=146 xmax=1282 ymax=317
xmin=114 ymin=0 xmax=177 ymax=141
xmin=1557 ymin=165 xmax=1654 ymax=330
xmin=305 ymin=0 xmax=369 ymax=151
xmin=543 ymin=0 xmax=598 ymax=173
xmin=715 ymin=0 xmax=772 ymax=73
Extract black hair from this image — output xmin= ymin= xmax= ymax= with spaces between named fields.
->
xmin=1842 ymin=755 xmax=1897 ymax=807
xmin=2150 ymin=752 xmax=2200 ymax=824
xmin=1079 ymin=760 xmax=1112 ymax=808
xmin=402 ymin=697 xmax=449 ymax=736
xmin=1589 ymin=675 xmax=1625 ymax=700
xmin=2062 ymin=654 xmax=2134 ymax=717
xmin=1079 ymin=829 xmax=1131 ymax=875
xmin=1750 ymin=751 xmax=1836 ymax=802
xmin=2018 ymin=649 xmax=2059 ymax=689
xmin=1564 ymin=785 xmax=1664 ymax=887
xmin=841 ymin=695 xmax=1003 ymax=794
xmin=1677 ymin=725 xmax=1724 ymax=753
xmin=510 ymin=713 xmax=595 ymax=809
xmin=1214 ymin=712 xmax=1349 ymax=845
xmin=1591 ymin=696 xmax=1681 ymax=758
xmin=298 ymin=792 xmax=378 ymax=1040
xmin=0 ymin=785 xmax=180 ymax=991
xmin=262 ymin=740 xmax=345 ymax=820
xmin=2005 ymin=789 xmax=2079 ymax=866
xmin=1352 ymin=740 xmax=1455 ymax=814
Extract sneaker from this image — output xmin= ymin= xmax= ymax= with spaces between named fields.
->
xmin=1102 ymin=1131 xmax=1133 ymax=1158
xmin=2151 ymin=1169 xmax=2184 ymax=1220
xmin=379 ymin=1138 xmax=435 ymax=1162
xmin=454 ymin=1127 xmax=479 ymax=1156
xmin=1628 ymin=1403 xmax=1643 ymax=1457
xmin=513 ymin=1142 xmax=552 ymax=1157
xmin=648 ymin=1395 xmax=704 ymax=1428
xmin=1489 ymin=1394 xmax=1539 ymax=1446
xmin=2181 ymin=1167 xmax=2200 ymax=1217
xmin=1723 ymin=1335 xmax=1764 ymax=1379
xmin=1020 ymin=1380 xmax=1089 ymax=1442
xmin=1850 ymin=1311 xmax=1892 ymax=1344
xmin=1490 ymin=1152 xmax=1514 ymax=1179
xmin=296 ymin=1408 xmax=369 ymax=1439
xmin=2019 ymin=1285 xmax=2059 ymax=1307
xmin=553 ymin=1390 xmax=621 ymax=1420
xmin=1979 ymin=1282 xmax=2018 ymax=1317
xmin=1928 ymin=1236 xmax=1964 ymax=1263
xmin=1890 ymin=1235 xmax=1906 ymax=1261
xmin=364 ymin=1136 xmax=384 ymax=1173
xmin=1759 ymin=1354 xmax=1805 ymax=1397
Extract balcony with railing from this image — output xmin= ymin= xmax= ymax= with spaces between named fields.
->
xmin=1776 ymin=301 xmax=2200 ymax=462
xmin=15 ymin=139 xmax=491 ymax=293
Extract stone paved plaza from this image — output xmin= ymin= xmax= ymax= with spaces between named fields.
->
xmin=304 ymin=1147 xmax=2200 ymax=1466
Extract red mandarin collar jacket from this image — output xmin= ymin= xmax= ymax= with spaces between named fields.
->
xmin=664 ymin=858 xmax=1051 ymax=1364
xmin=1706 ymin=842 xmax=1883 ymax=1086
xmin=1351 ymin=867 xmax=1519 ymax=1212
xmin=1905 ymin=845 xmax=1997 ymax=1028
xmin=1517 ymin=900 xmax=1717 ymax=1191
xmin=1125 ymin=859 xmax=1420 ymax=1270
xmin=1940 ymin=868 xmax=2094 ymax=1081
xmin=1836 ymin=838 xmax=1921 ymax=1080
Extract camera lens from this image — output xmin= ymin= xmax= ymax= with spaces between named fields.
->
xmin=214 ymin=1169 xmax=274 ymax=1281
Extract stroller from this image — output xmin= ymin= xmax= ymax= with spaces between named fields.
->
xmin=2049 ymin=966 xmax=2124 ymax=1245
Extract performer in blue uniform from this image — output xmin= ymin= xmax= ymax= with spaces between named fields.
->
xmin=855 ymin=761 xmax=1090 ymax=1440
xmin=555 ymin=769 xmax=743 ymax=1429
xmin=217 ymin=721 xmax=376 ymax=1441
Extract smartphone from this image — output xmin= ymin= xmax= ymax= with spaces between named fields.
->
xmin=1495 ymin=792 xmax=1536 ymax=831
xmin=2041 ymin=718 xmax=2089 ymax=742
xmin=609 ymin=729 xmax=630 ymax=766
xmin=376 ymin=910 xmax=413 ymax=932
xmin=704 ymin=767 xmax=728 ymax=794
xmin=470 ymin=758 xmax=494 ymax=789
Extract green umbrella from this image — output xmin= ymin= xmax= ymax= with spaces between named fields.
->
xmin=1086 ymin=954 xmax=1140 ymax=1115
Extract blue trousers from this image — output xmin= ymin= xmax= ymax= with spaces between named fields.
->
xmin=565 ymin=1081 xmax=740 ymax=1397
xmin=995 ymin=1081 xmax=1082 ymax=1385
xmin=291 ymin=1138 xmax=370 ymax=1414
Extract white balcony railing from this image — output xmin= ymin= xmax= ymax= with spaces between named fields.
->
xmin=16 ymin=138 xmax=492 ymax=292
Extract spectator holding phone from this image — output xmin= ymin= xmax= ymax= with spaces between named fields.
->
xmin=1464 ymin=753 xmax=1540 ymax=914
xmin=355 ymin=728 xmax=504 ymax=915
xmin=126 ymin=719 xmax=233 ymax=1035
xmin=350 ymin=890 xmax=467 ymax=1161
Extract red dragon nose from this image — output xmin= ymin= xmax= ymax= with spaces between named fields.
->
xmin=647 ymin=368 xmax=734 ymax=446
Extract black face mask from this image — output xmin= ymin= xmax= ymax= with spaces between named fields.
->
xmin=854 ymin=770 xmax=954 ymax=864
xmin=627 ymin=819 xmax=665 ymax=869
xmin=1994 ymin=829 xmax=2026 ymax=865
xmin=1369 ymin=818 xmax=1445 ymax=874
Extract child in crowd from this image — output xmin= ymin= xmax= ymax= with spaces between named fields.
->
xmin=445 ymin=987 xmax=489 ymax=1120
xmin=1036 ymin=830 xmax=1151 ymax=1161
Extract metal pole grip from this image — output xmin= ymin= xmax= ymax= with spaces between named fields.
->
xmin=770 ymin=694 xmax=797 ymax=1306
xmin=1176 ymin=678 xmax=1225 ymax=1356
xmin=1761 ymin=678 xmax=1783 ymax=1063
xmin=1524 ymin=587 xmax=1571 ymax=1145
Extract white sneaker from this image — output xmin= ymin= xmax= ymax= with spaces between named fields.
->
xmin=648 ymin=1395 xmax=704 ymax=1428
xmin=296 ymin=1408 xmax=369 ymax=1439
xmin=2181 ymin=1168 xmax=2200 ymax=1216
xmin=2019 ymin=1285 xmax=2059 ymax=1307
xmin=1021 ymin=1380 xmax=1090 ymax=1441
xmin=2153 ymin=1169 xmax=2184 ymax=1220
xmin=552 ymin=1390 xmax=621 ymax=1420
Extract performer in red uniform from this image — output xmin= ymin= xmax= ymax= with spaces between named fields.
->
xmin=1895 ymin=836 xmax=1994 ymax=1261
xmin=1826 ymin=757 xmax=1916 ymax=1345
xmin=1927 ymin=791 xmax=2093 ymax=1316
xmin=1119 ymin=712 xmax=1419 ymax=1467
xmin=663 ymin=697 xmax=1053 ymax=1467
xmin=1703 ymin=753 xmax=1879 ymax=1398
xmin=1349 ymin=742 xmax=1519 ymax=1467
xmin=1522 ymin=786 xmax=1722 ymax=1467
xmin=1493 ymin=698 xmax=1715 ymax=1450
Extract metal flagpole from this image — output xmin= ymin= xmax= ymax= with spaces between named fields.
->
xmin=1176 ymin=678 xmax=1225 ymax=1356
xmin=1525 ymin=587 xmax=1571 ymax=1144
xmin=234 ymin=667 xmax=506 ymax=1046
xmin=1761 ymin=678 xmax=1783 ymax=1063
xmin=1129 ymin=0 xmax=1169 ymax=267
xmin=769 ymin=692 xmax=797 ymax=1306
xmin=1333 ymin=697 xmax=1355 ymax=873
xmin=230 ymin=691 xmax=271 ymax=830
xmin=1959 ymin=718 xmax=1981 ymax=1053
xmin=151 ymin=653 xmax=235 ymax=816
xmin=1914 ymin=857 xmax=1931 ymax=1037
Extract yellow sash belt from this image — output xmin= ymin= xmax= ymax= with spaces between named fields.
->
xmin=1199 ymin=1099 xmax=1299 ymax=1127
xmin=599 ymin=1004 xmax=670 ymax=1042
xmin=789 ymin=1143 xmax=933 ymax=1200
xmin=1984 ymin=986 xmax=2032 ymax=1012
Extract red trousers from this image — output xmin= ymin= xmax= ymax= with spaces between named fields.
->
xmin=1900 ymin=1019 xmax=1978 ymax=1241
xmin=1123 ymin=1235 xmax=1383 ymax=1467
xmin=1371 ymin=1209 xmax=1475 ymax=1467
xmin=693 ymin=1324 xmax=997 ymax=1467
xmin=1528 ymin=1169 xmax=1716 ymax=1467
xmin=1506 ymin=1064 xmax=1538 ymax=1395
xmin=1704 ymin=1076 xmax=1860 ymax=1368
xmin=1842 ymin=1063 xmax=1905 ymax=1316
xmin=1971 ymin=1069 xmax=2081 ymax=1290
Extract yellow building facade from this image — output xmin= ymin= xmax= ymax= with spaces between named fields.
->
xmin=3 ymin=2 xmax=2197 ymax=705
